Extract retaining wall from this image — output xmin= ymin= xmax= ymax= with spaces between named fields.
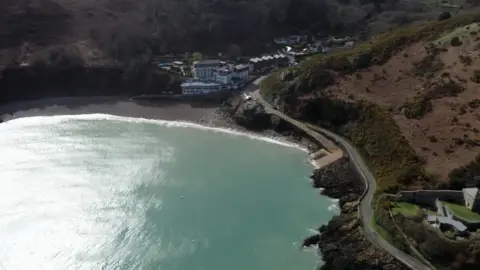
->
xmin=399 ymin=190 xmax=465 ymax=207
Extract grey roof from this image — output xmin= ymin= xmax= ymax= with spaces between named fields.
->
xmin=216 ymin=67 xmax=231 ymax=73
xmin=193 ymin=59 xmax=222 ymax=66
xmin=427 ymin=215 xmax=437 ymax=222
xmin=438 ymin=216 xmax=467 ymax=232
xmin=181 ymin=80 xmax=221 ymax=87
xmin=234 ymin=64 xmax=249 ymax=70
xmin=463 ymin=187 xmax=479 ymax=198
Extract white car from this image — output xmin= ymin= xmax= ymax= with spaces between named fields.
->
xmin=242 ymin=93 xmax=252 ymax=101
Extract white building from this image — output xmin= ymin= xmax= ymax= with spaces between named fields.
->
xmin=192 ymin=60 xmax=223 ymax=79
xmin=233 ymin=64 xmax=249 ymax=81
xmin=215 ymin=67 xmax=233 ymax=84
xmin=181 ymin=80 xmax=222 ymax=95
xmin=213 ymin=64 xmax=250 ymax=85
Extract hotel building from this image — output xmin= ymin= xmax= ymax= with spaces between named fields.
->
xmin=192 ymin=60 xmax=223 ymax=80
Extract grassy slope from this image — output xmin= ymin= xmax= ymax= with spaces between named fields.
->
xmin=443 ymin=202 xmax=480 ymax=221
xmin=393 ymin=202 xmax=421 ymax=217
xmin=260 ymin=12 xmax=480 ymax=192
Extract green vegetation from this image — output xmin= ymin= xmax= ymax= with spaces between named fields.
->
xmin=344 ymin=102 xmax=432 ymax=192
xmin=192 ymin=52 xmax=203 ymax=61
xmin=372 ymin=198 xmax=410 ymax=252
xmin=443 ymin=202 xmax=480 ymax=221
xmin=371 ymin=213 xmax=394 ymax=241
xmin=450 ymin=36 xmax=463 ymax=46
xmin=393 ymin=202 xmax=421 ymax=216
xmin=438 ymin=12 xmax=452 ymax=21
xmin=441 ymin=153 xmax=480 ymax=189
xmin=434 ymin=22 xmax=480 ymax=46
xmin=403 ymin=96 xmax=433 ymax=119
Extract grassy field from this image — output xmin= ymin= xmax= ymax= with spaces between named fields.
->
xmin=393 ymin=202 xmax=421 ymax=217
xmin=443 ymin=202 xmax=480 ymax=221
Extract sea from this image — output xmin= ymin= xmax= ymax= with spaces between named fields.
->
xmin=0 ymin=114 xmax=338 ymax=270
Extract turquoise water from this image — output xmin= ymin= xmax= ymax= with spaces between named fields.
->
xmin=0 ymin=115 xmax=337 ymax=270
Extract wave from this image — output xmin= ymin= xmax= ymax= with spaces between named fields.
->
xmin=328 ymin=198 xmax=340 ymax=214
xmin=3 ymin=113 xmax=309 ymax=153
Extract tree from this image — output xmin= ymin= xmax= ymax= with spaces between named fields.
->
xmin=30 ymin=46 xmax=84 ymax=68
xmin=226 ymin=44 xmax=242 ymax=59
xmin=438 ymin=12 xmax=451 ymax=21
xmin=192 ymin=52 xmax=203 ymax=61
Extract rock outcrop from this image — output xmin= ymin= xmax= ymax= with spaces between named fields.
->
xmin=233 ymin=100 xmax=273 ymax=130
xmin=311 ymin=158 xmax=409 ymax=270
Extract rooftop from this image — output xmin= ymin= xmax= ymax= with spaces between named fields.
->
xmin=181 ymin=80 xmax=221 ymax=87
xmin=193 ymin=59 xmax=222 ymax=66
xmin=438 ymin=216 xmax=467 ymax=232
xmin=427 ymin=215 xmax=467 ymax=232
xmin=234 ymin=64 xmax=249 ymax=70
xmin=463 ymin=187 xmax=479 ymax=198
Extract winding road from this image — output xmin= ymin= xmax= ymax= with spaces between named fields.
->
xmin=251 ymin=90 xmax=432 ymax=270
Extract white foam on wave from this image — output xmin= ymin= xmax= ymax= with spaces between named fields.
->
xmin=328 ymin=198 xmax=340 ymax=214
xmin=3 ymin=113 xmax=309 ymax=153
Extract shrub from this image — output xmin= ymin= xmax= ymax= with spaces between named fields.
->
xmin=403 ymin=96 xmax=433 ymax=119
xmin=343 ymin=101 xmax=433 ymax=191
xmin=459 ymin=54 xmax=473 ymax=66
xmin=438 ymin=12 xmax=452 ymax=21
xmin=468 ymin=99 xmax=480 ymax=108
xmin=471 ymin=70 xmax=480 ymax=83
xmin=450 ymin=36 xmax=462 ymax=47
xmin=428 ymin=135 xmax=438 ymax=143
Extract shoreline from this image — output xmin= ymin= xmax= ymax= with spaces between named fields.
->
xmin=0 ymin=96 xmax=312 ymax=154
xmin=0 ymin=96 xmax=342 ymax=265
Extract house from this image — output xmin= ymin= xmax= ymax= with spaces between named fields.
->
xmin=463 ymin=188 xmax=480 ymax=211
xmin=192 ymin=59 xmax=223 ymax=80
xmin=273 ymin=54 xmax=288 ymax=66
xmin=233 ymin=64 xmax=249 ymax=81
xmin=249 ymin=57 xmax=268 ymax=71
xmin=213 ymin=64 xmax=249 ymax=85
xmin=181 ymin=80 xmax=222 ymax=95
xmin=427 ymin=215 xmax=468 ymax=234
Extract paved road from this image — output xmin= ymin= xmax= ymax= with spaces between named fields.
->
xmin=251 ymin=91 xmax=338 ymax=152
xmin=253 ymin=90 xmax=432 ymax=270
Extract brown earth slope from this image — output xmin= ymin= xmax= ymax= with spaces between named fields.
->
xmin=315 ymin=25 xmax=480 ymax=181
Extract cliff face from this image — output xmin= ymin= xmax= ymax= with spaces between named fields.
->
xmin=312 ymin=158 xmax=409 ymax=270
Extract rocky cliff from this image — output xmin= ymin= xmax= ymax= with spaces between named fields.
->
xmin=312 ymin=158 xmax=409 ymax=270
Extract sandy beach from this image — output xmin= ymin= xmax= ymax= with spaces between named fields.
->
xmin=0 ymin=97 xmax=221 ymax=123
xmin=0 ymin=96 xmax=320 ymax=158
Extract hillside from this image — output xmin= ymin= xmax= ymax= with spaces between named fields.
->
xmin=260 ymin=13 xmax=480 ymax=192
xmin=0 ymin=0 xmax=450 ymax=67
